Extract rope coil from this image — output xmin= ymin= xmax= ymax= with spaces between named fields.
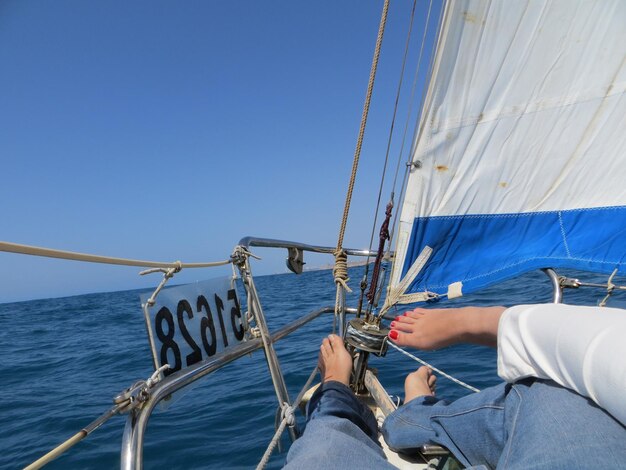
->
xmin=333 ymin=250 xmax=352 ymax=293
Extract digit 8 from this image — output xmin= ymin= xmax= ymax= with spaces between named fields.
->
xmin=155 ymin=306 xmax=182 ymax=376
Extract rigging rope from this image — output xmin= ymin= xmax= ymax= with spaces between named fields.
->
xmin=0 ymin=241 xmax=231 ymax=269
xmin=335 ymin=0 xmax=389 ymax=251
xmin=389 ymin=0 xmax=434 ymax=195
xmin=387 ymin=342 xmax=480 ymax=393
xmin=256 ymin=366 xmax=319 ymax=470
xmin=364 ymin=0 xmax=418 ymax=258
xmin=386 ymin=0 xmax=445 ymax=297
xmin=387 ymin=0 xmax=436 ymax=276
xmin=333 ymin=0 xmax=389 ymax=326
xmin=359 ymin=0 xmax=418 ymax=314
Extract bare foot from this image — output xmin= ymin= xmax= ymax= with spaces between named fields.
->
xmin=388 ymin=306 xmax=505 ymax=350
xmin=318 ymin=334 xmax=353 ymax=386
xmin=404 ymin=366 xmax=436 ymax=403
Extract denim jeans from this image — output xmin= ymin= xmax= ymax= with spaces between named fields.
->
xmin=284 ymin=381 xmax=396 ymax=470
xmin=285 ymin=379 xmax=626 ymax=469
xmin=382 ymin=378 xmax=626 ymax=469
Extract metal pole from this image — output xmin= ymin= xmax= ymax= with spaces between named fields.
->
xmin=542 ymin=268 xmax=562 ymax=303
xmin=237 ymin=236 xmax=378 ymax=258
xmin=239 ymin=257 xmax=298 ymax=441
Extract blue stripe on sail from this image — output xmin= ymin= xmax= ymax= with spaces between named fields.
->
xmin=401 ymin=206 xmax=626 ymax=297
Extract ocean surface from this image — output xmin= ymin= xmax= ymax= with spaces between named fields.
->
xmin=1 ymin=266 xmax=622 ymax=469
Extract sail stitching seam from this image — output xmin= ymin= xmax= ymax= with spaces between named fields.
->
xmin=558 ymin=211 xmax=572 ymax=257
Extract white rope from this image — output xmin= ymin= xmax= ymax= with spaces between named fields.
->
xmin=0 ymin=240 xmax=231 ymax=269
xmin=256 ymin=406 xmax=290 ymax=470
xmin=146 ymin=364 xmax=170 ymax=388
xmin=388 ymin=342 xmax=480 ymax=393
xmin=141 ymin=266 xmax=180 ymax=307
xmin=599 ymin=268 xmax=619 ymax=307
xmin=256 ymin=366 xmax=319 ymax=470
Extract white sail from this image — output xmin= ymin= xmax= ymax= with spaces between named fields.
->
xmin=390 ymin=0 xmax=626 ymax=299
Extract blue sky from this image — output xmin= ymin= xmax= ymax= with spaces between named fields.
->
xmin=0 ymin=1 xmax=440 ymax=303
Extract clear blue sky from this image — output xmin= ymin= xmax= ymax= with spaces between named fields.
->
xmin=0 ymin=1 xmax=440 ymax=303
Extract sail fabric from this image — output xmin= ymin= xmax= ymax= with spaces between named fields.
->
xmin=391 ymin=0 xmax=626 ymax=298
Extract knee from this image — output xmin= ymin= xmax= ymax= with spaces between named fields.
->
xmin=381 ymin=413 xmax=431 ymax=452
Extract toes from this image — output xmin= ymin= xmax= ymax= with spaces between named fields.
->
xmin=395 ymin=315 xmax=416 ymax=324
xmin=391 ymin=321 xmax=415 ymax=333
xmin=428 ymin=373 xmax=437 ymax=388
xmin=406 ymin=308 xmax=426 ymax=319
xmin=388 ymin=329 xmax=408 ymax=345
xmin=328 ymin=334 xmax=345 ymax=353
xmin=321 ymin=338 xmax=332 ymax=358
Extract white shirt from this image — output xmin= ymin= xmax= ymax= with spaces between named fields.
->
xmin=497 ymin=303 xmax=626 ymax=427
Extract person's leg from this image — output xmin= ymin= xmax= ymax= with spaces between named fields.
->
xmin=382 ymin=374 xmax=509 ymax=470
xmin=284 ymin=335 xmax=396 ymax=470
xmin=499 ymin=379 xmax=626 ymax=470
xmin=384 ymin=374 xmax=626 ymax=469
xmin=388 ymin=306 xmax=504 ymax=349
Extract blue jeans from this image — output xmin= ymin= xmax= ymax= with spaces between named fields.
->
xmin=284 ymin=381 xmax=396 ymax=470
xmin=383 ymin=378 xmax=626 ymax=469
xmin=285 ymin=379 xmax=626 ymax=469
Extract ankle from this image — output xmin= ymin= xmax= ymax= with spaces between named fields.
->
xmin=462 ymin=306 xmax=505 ymax=347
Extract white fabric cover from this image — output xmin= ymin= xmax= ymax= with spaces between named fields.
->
xmin=498 ymin=303 xmax=626 ymax=427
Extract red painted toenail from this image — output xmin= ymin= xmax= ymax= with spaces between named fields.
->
xmin=390 ymin=321 xmax=396 ymax=327
xmin=403 ymin=312 xmax=409 ymax=316
xmin=389 ymin=330 xmax=398 ymax=340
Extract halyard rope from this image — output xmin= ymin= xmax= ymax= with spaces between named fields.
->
xmin=362 ymin=0 xmax=419 ymax=311
xmin=256 ymin=366 xmax=319 ymax=470
xmin=386 ymin=0 xmax=442 ymax=294
xmin=333 ymin=0 xmax=389 ymax=322
xmin=387 ymin=0 xmax=435 ymax=253
xmin=335 ymin=0 xmax=389 ymax=251
xmin=388 ymin=342 xmax=480 ymax=393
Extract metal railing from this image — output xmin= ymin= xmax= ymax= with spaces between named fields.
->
xmin=542 ymin=268 xmax=563 ymax=303
xmin=121 ymin=237 xmax=375 ymax=469
xmin=120 ymin=303 xmax=359 ymax=469
xmin=18 ymin=233 xmax=572 ymax=469
xmin=237 ymin=236 xmax=378 ymax=258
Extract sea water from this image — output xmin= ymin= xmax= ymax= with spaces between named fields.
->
xmin=1 ymin=266 xmax=621 ymax=469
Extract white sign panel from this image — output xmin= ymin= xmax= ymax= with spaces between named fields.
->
xmin=141 ymin=277 xmax=245 ymax=378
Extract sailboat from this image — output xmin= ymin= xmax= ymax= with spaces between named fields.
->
xmin=3 ymin=0 xmax=625 ymax=468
